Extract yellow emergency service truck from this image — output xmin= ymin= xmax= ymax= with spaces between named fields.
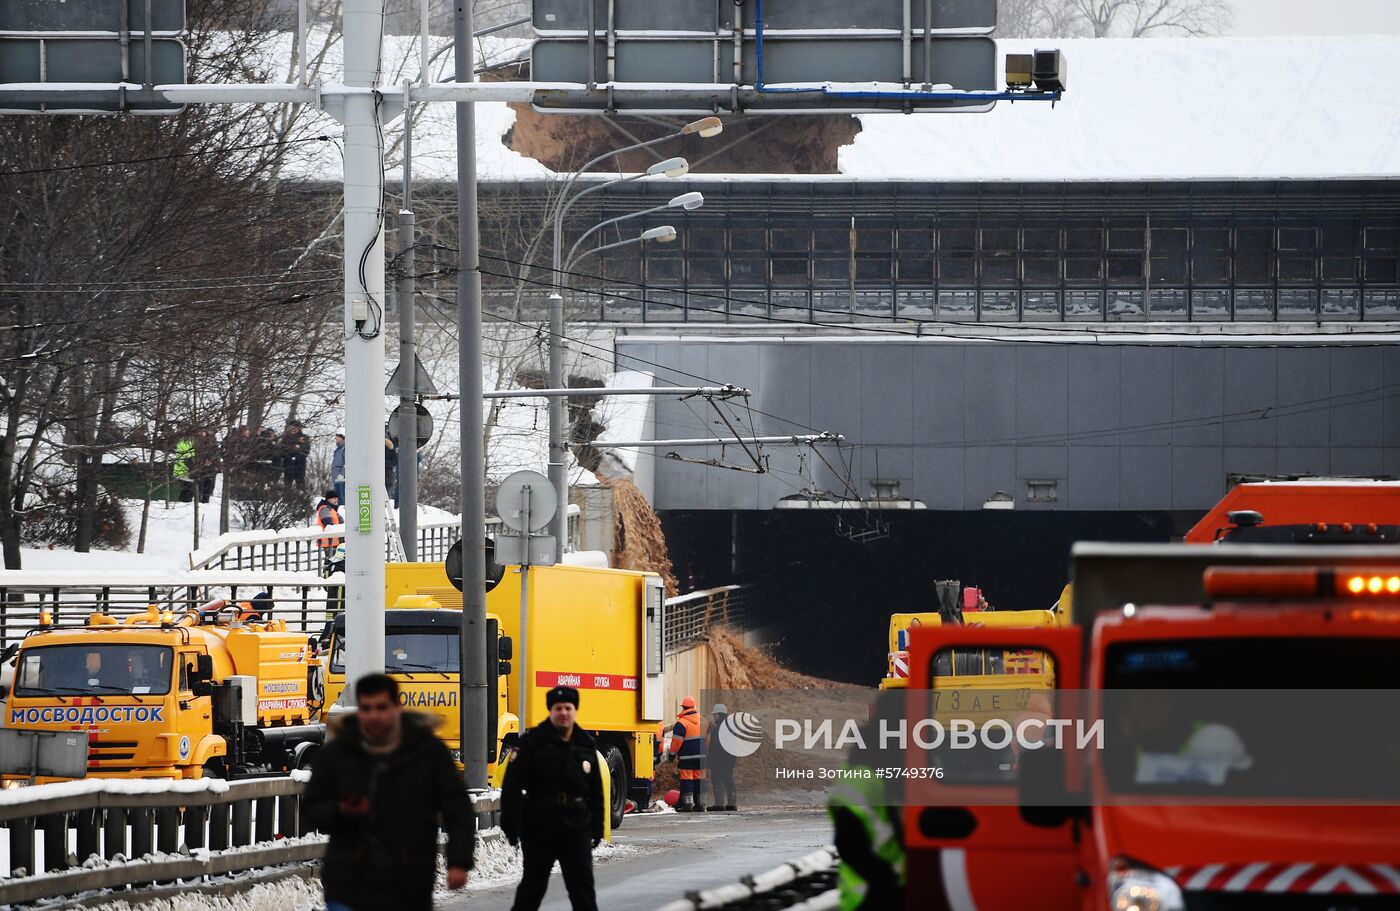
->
xmin=321 ymin=560 xmax=667 ymax=827
xmin=2 ymin=603 xmax=324 ymax=780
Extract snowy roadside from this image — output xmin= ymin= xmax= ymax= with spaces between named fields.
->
xmin=73 ymin=831 xmax=639 ymax=911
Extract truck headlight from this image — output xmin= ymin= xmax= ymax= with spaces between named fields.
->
xmin=1108 ymin=859 xmax=1185 ymax=911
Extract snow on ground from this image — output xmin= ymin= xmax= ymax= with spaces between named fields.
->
xmin=60 ymin=869 xmax=322 ymax=911
xmin=443 ymin=829 xmax=640 ymax=897
xmin=14 ymin=492 xmax=238 ymax=572
xmin=60 ymin=834 xmax=637 ymax=911
xmin=842 ymin=36 xmax=1400 ymax=181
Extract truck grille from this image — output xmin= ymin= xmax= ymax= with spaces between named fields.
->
xmin=88 ymin=740 xmax=139 ymax=764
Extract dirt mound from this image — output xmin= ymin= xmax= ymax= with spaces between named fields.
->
xmin=706 ymin=627 xmax=845 ymax=691
xmin=604 ymin=476 xmax=678 ymax=596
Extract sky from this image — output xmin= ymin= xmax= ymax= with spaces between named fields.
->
xmin=1229 ymin=0 xmax=1400 ymax=35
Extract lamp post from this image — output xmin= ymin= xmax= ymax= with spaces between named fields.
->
xmin=561 ymin=193 xmax=703 ymax=276
xmin=545 ymin=117 xmax=721 ymax=558
xmin=565 ymin=225 xmax=678 ymax=276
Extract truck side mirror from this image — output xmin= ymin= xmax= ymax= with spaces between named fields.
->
xmin=192 ymin=654 xmax=215 ymax=697
xmin=0 ymin=643 xmax=18 ymax=664
xmin=498 ymin=661 xmax=511 ymax=677
xmin=498 ymin=636 xmax=513 ymax=661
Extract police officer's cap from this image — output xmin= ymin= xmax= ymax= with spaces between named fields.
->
xmin=546 ymin=685 xmax=579 ymax=709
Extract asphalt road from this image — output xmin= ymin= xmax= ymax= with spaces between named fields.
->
xmin=440 ymin=808 xmax=832 ymax=911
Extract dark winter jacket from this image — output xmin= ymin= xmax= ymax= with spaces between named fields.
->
xmin=500 ymin=719 xmax=605 ymax=843
xmin=304 ymin=712 xmax=475 ymax=911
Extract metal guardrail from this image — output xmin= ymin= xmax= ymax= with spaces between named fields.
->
xmin=655 ymin=846 xmax=839 ymax=911
xmin=0 ymin=777 xmax=501 ymax=906
xmin=0 ymin=574 xmax=341 ymax=649
xmin=664 ymin=585 xmax=750 ymax=653
xmin=187 ymin=519 xmax=474 ymax=572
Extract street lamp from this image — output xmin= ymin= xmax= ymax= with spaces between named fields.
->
xmin=569 ymin=225 xmax=678 ymax=268
xmin=544 ymin=119 xmax=723 ymax=559
xmin=562 ymin=193 xmax=703 ymax=276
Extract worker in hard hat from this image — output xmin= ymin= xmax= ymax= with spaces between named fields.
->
xmin=706 ymin=702 xmax=738 ymax=812
xmin=662 ymin=696 xmax=707 ymax=812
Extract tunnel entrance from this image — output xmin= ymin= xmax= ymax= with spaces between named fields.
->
xmin=661 ymin=508 xmax=1200 ymax=685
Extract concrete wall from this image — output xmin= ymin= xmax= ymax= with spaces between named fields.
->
xmin=618 ymin=337 xmax=1400 ymax=511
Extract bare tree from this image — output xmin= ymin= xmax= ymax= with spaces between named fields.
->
xmin=1066 ymin=0 xmax=1231 ymax=37
xmin=0 ymin=0 xmax=341 ymax=565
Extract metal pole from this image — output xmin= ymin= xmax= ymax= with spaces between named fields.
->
xmin=456 ymin=0 xmax=489 ymax=790
xmin=297 ymin=0 xmax=308 ymax=87
xmin=547 ymin=292 xmax=566 ymax=561
xmin=398 ymin=90 xmax=418 ymax=562
xmin=517 ymin=486 xmax=531 ymax=729
xmin=341 ymin=0 xmax=388 ymax=693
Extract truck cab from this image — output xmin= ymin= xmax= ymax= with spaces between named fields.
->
xmin=901 ymin=544 xmax=1400 ymax=910
xmin=321 ymin=603 xmax=516 ymax=769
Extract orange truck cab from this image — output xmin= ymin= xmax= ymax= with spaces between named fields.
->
xmin=902 ymin=542 xmax=1400 ymax=911
xmin=1186 ymin=479 xmax=1400 ymax=545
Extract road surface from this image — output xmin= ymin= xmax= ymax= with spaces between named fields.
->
xmin=441 ymin=808 xmax=831 ymax=911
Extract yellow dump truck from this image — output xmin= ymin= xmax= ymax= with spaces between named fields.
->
xmin=881 ymin=608 xmax=1060 ymax=693
xmin=3 ymin=605 xmax=324 ymax=780
xmin=321 ymin=560 xmax=667 ymax=827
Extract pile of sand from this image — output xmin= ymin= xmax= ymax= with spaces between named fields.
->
xmin=604 ymin=476 xmax=678 ymax=596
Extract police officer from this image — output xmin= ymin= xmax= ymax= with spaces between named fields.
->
xmin=501 ymin=685 xmax=604 ymax=911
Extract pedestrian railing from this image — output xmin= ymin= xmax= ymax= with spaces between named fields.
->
xmin=187 ymin=517 xmax=473 ymax=572
xmin=654 ymin=846 xmax=839 ymax=911
xmin=187 ymin=507 xmax=582 ymax=573
xmin=0 ymin=572 xmax=342 ymax=649
xmin=663 ymin=585 xmax=751 ymax=653
xmin=0 ymin=776 xmax=501 ymax=906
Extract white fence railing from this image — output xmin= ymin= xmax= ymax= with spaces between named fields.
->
xmin=187 ymin=507 xmax=581 ymax=572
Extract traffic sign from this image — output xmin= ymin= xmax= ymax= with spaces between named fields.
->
xmin=493 ymin=533 xmax=557 ymax=566
xmin=386 ymin=352 xmax=439 ymax=397
xmin=533 ymin=0 xmax=996 ymax=34
xmin=0 ymin=0 xmax=186 ymax=34
xmin=0 ymin=37 xmax=187 ymax=113
xmin=0 ymin=0 xmax=187 ymax=114
xmin=446 ymin=539 xmax=505 ymax=592
xmin=496 ymin=470 xmax=557 ymax=534
xmin=391 ymin=402 xmax=434 ymax=449
xmin=529 ymin=0 xmax=999 ymax=113
xmin=531 ymin=37 xmax=997 ymax=113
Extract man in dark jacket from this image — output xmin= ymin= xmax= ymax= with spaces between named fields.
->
xmin=501 ymin=685 xmax=604 ymax=911
xmin=304 ymin=673 xmax=474 ymax=911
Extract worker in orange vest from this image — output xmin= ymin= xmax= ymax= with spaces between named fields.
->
xmin=315 ymin=489 xmax=342 ymax=555
xmin=662 ymin=696 xmax=707 ymax=812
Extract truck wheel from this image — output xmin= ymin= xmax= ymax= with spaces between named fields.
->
xmin=604 ymin=745 xmax=628 ymax=830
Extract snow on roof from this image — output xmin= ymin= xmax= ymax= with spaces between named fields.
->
xmin=591 ymin=371 xmax=656 ymax=475
xmin=842 ymin=36 xmax=1400 ymax=182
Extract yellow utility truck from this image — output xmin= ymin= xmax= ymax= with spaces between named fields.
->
xmin=3 ymin=604 xmax=324 ymax=780
xmin=321 ymin=560 xmax=667 ymax=827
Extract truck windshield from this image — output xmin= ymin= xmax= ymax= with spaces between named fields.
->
xmin=331 ymin=628 xmax=459 ymax=675
xmin=15 ymin=644 xmax=174 ymax=697
xmin=1100 ymin=637 xmax=1400 ymax=798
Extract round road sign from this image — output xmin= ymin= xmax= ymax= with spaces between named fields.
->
xmin=495 ymin=469 xmax=557 ymax=533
